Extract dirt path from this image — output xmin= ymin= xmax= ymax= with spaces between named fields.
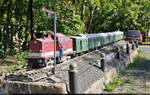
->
xmin=102 ymin=45 xmax=150 ymax=94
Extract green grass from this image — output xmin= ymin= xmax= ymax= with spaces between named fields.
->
xmin=128 ymin=54 xmax=142 ymax=69
xmin=142 ymin=42 xmax=150 ymax=45
xmin=123 ymin=78 xmax=132 ymax=84
xmin=137 ymin=49 xmax=144 ymax=54
xmin=127 ymin=90 xmax=133 ymax=94
xmin=0 ymin=51 xmax=29 ymax=73
xmin=118 ymin=71 xmax=126 ymax=77
xmin=104 ymin=83 xmax=116 ymax=92
xmin=131 ymin=86 xmax=137 ymax=91
xmin=112 ymin=77 xmax=121 ymax=85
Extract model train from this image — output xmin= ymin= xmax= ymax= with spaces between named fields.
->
xmin=26 ymin=31 xmax=124 ymax=68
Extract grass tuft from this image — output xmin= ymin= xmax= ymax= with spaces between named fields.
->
xmin=104 ymin=83 xmax=116 ymax=92
xmin=137 ymin=49 xmax=143 ymax=54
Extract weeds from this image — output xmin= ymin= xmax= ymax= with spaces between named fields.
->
xmin=123 ymin=78 xmax=132 ymax=84
xmin=17 ymin=51 xmax=29 ymax=61
xmin=131 ymin=86 xmax=136 ymax=91
xmin=137 ymin=49 xmax=144 ymax=54
xmin=104 ymin=83 xmax=116 ymax=92
xmin=3 ymin=51 xmax=29 ymax=73
xmin=113 ymin=77 xmax=121 ymax=85
xmin=128 ymin=54 xmax=141 ymax=69
xmin=127 ymin=90 xmax=133 ymax=94
xmin=118 ymin=71 xmax=126 ymax=77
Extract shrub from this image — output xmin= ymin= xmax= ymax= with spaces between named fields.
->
xmin=17 ymin=51 xmax=29 ymax=61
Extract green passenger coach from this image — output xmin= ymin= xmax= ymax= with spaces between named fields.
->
xmin=70 ymin=35 xmax=88 ymax=53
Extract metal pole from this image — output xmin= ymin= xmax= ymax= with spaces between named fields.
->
xmin=126 ymin=43 xmax=130 ymax=55
xmin=69 ymin=63 xmax=79 ymax=94
xmin=136 ymin=40 xmax=138 ymax=48
xmin=53 ymin=12 xmax=57 ymax=74
xmin=117 ymin=47 xmax=121 ymax=60
xmin=101 ymin=53 xmax=106 ymax=72
xmin=132 ymin=41 xmax=135 ymax=50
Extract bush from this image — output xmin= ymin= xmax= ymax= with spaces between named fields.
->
xmin=0 ymin=49 xmax=5 ymax=58
xmin=17 ymin=51 xmax=29 ymax=61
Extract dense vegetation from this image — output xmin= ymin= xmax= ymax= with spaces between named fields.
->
xmin=0 ymin=0 xmax=150 ymax=57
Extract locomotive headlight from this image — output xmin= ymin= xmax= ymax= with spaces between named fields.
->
xmin=40 ymin=50 xmax=42 ymax=53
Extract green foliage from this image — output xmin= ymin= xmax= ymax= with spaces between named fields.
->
xmin=118 ymin=71 xmax=126 ymax=77
xmin=127 ymin=90 xmax=133 ymax=94
xmin=142 ymin=42 xmax=150 ymax=45
xmin=91 ymin=0 xmax=150 ymax=33
xmin=112 ymin=77 xmax=121 ymax=85
xmin=123 ymin=78 xmax=132 ymax=84
xmin=16 ymin=61 xmax=27 ymax=69
xmin=128 ymin=54 xmax=141 ymax=69
xmin=61 ymin=13 xmax=86 ymax=36
xmin=17 ymin=51 xmax=29 ymax=61
xmin=0 ymin=49 xmax=5 ymax=58
xmin=131 ymin=87 xmax=136 ymax=91
xmin=6 ymin=61 xmax=27 ymax=73
xmin=6 ymin=68 xmax=13 ymax=73
xmin=104 ymin=83 xmax=116 ymax=92
xmin=137 ymin=49 xmax=143 ymax=54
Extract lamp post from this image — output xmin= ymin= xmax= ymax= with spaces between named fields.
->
xmin=42 ymin=7 xmax=57 ymax=74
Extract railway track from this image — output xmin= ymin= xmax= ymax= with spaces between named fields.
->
xmin=5 ymin=40 xmax=124 ymax=82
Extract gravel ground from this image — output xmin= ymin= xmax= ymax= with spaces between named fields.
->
xmin=102 ymin=45 xmax=150 ymax=94
xmin=139 ymin=45 xmax=150 ymax=56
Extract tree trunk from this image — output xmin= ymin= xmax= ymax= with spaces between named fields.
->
xmin=4 ymin=0 xmax=12 ymax=56
xmin=87 ymin=6 xmax=94 ymax=33
xmin=30 ymin=0 xmax=34 ymax=40
xmin=23 ymin=2 xmax=30 ymax=51
xmin=81 ymin=0 xmax=85 ymax=21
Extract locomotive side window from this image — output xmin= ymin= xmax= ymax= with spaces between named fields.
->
xmin=58 ymin=38 xmax=67 ymax=42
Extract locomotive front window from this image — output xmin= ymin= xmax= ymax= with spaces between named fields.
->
xmin=32 ymin=45 xmax=39 ymax=49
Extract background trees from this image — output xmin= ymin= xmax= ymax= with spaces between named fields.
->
xmin=0 ymin=0 xmax=150 ymax=57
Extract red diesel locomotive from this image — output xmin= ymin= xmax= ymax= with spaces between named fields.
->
xmin=26 ymin=33 xmax=73 ymax=68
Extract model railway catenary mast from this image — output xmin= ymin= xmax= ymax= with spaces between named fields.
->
xmin=42 ymin=7 xmax=57 ymax=74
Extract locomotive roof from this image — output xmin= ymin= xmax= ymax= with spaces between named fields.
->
xmin=36 ymin=37 xmax=54 ymax=43
xmin=50 ymin=33 xmax=70 ymax=38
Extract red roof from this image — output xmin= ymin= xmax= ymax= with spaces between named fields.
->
xmin=36 ymin=37 xmax=53 ymax=43
xmin=51 ymin=33 xmax=67 ymax=38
